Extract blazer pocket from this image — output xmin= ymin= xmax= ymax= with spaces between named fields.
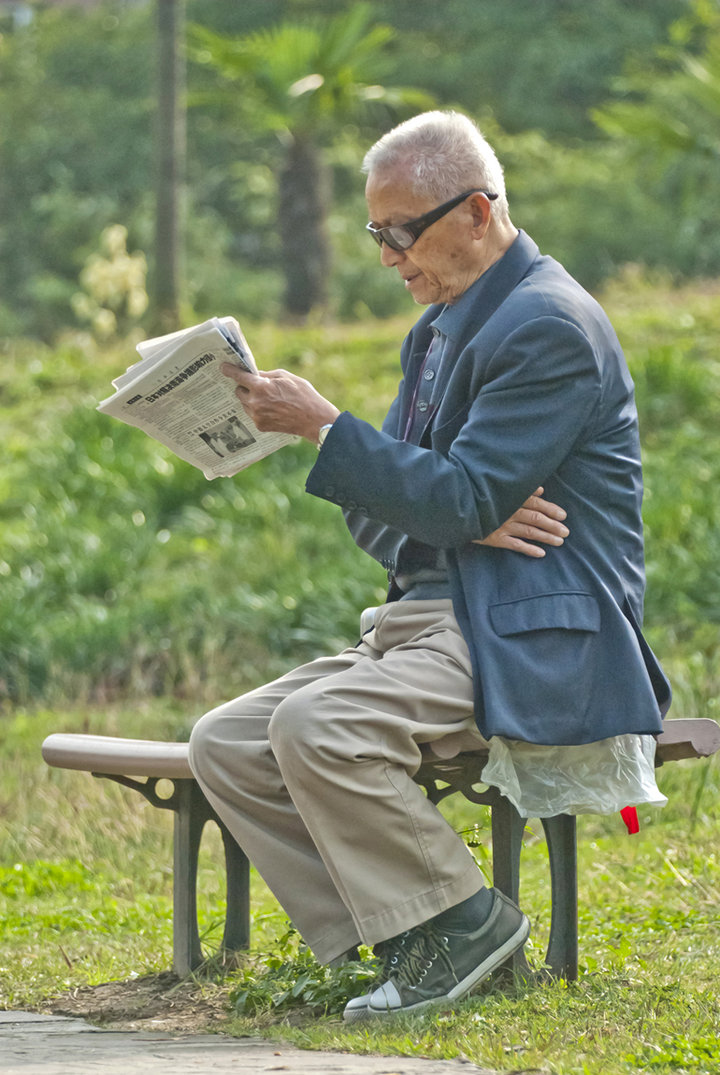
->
xmin=489 ymin=592 xmax=600 ymax=636
xmin=430 ymin=402 xmax=470 ymax=445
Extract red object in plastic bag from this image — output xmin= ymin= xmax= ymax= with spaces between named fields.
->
xmin=621 ymin=806 xmax=640 ymax=834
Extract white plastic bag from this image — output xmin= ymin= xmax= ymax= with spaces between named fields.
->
xmin=480 ymin=733 xmax=668 ymax=818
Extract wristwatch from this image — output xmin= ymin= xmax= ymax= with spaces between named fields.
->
xmin=317 ymin=423 xmax=334 ymax=450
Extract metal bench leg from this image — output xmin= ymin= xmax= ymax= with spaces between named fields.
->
xmin=218 ymin=816 xmax=250 ymax=953
xmin=98 ymin=772 xmax=250 ymax=976
xmin=490 ymin=794 xmax=530 ymax=977
xmin=173 ymin=780 xmax=252 ymax=974
xmin=172 ymin=779 xmax=208 ymax=976
xmin=540 ymin=813 xmax=578 ymax=981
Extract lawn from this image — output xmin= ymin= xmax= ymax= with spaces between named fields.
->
xmin=1 ymin=702 xmax=718 ymax=1074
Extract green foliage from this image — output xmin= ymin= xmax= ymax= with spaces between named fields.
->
xmin=384 ymin=0 xmax=685 ymax=140
xmin=0 ymin=0 xmax=705 ymax=335
xmin=594 ymin=271 xmax=720 ymax=725
xmin=72 ymin=224 xmax=149 ymax=339
xmin=189 ymin=0 xmax=685 ymax=141
xmin=0 ymin=319 xmax=407 ymax=707
xmin=191 ymin=4 xmax=405 ymax=139
xmin=229 ymin=926 xmax=376 ymax=1016
xmin=626 ymin=1033 xmax=720 ymax=1072
xmin=1 ymin=280 xmax=720 ymax=723
xmin=0 ymin=3 xmax=154 ymax=338
xmin=0 ymin=859 xmax=94 ymax=899
xmin=592 ymin=0 xmax=720 ymax=278
xmin=486 ymin=124 xmax=654 ymax=289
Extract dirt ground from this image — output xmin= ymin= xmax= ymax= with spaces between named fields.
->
xmin=46 ymin=971 xmax=235 ymax=1034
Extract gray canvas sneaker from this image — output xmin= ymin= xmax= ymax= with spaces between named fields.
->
xmin=342 ymin=931 xmax=413 ymax=1023
xmin=362 ymin=888 xmax=530 ymax=1017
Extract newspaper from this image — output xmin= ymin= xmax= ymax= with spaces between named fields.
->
xmin=98 ymin=317 xmax=298 ymax=479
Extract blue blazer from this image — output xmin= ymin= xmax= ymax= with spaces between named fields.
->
xmin=307 ymin=231 xmax=670 ymax=745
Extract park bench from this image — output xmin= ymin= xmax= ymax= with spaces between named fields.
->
xmin=41 ymin=716 xmax=719 ymax=981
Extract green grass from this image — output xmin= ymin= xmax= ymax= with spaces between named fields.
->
xmin=2 ymin=705 xmax=720 ymax=1074
xmin=0 ymin=703 xmax=290 ymax=1006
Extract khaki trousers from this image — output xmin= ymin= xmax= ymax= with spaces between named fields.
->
xmin=188 ymin=599 xmax=488 ymax=964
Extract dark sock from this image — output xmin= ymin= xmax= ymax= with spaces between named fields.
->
xmin=328 ymin=945 xmax=360 ymax=968
xmin=432 ymin=886 xmax=494 ymax=933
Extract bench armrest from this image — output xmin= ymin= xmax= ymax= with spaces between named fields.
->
xmin=41 ymin=733 xmax=192 ymax=779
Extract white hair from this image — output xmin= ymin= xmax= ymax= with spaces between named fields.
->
xmin=362 ymin=110 xmax=510 ymax=220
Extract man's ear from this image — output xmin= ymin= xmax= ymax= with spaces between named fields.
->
xmin=469 ymin=192 xmax=492 ymax=236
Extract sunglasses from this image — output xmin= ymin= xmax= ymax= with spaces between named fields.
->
xmin=366 ymin=189 xmax=498 ymax=252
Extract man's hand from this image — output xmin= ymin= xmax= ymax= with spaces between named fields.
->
xmin=222 ymin=364 xmax=340 ymax=443
xmin=474 ymin=488 xmax=568 ymax=558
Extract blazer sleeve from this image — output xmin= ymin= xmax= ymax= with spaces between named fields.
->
xmin=340 ymin=388 xmax=408 ymax=570
xmin=307 ymin=316 xmax=601 ymax=547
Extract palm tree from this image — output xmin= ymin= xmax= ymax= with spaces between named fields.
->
xmin=154 ymin=0 xmax=186 ymax=333
xmin=191 ymin=4 xmax=431 ymax=319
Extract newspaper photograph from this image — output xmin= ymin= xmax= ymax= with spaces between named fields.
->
xmin=98 ymin=317 xmax=298 ymax=479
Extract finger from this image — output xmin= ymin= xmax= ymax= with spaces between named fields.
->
xmin=221 ymin=363 xmax=255 ymax=386
xmin=512 ymin=520 xmax=567 ymax=543
xmin=511 ymin=511 xmax=569 ymax=538
xmin=500 ymin=537 xmax=547 ymax=558
xmin=491 ymin=519 xmax=565 ymax=544
xmin=525 ymin=495 xmax=567 ymax=521
xmin=471 ymin=532 xmax=550 ymax=555
xmin=523 ymin=527 xmax=565 ymax=545
xmin=257 ymin=369 xmax=287 ymax=379
xmin=527 ymin=512 xmax=569 ymax=536
xmin=514 ymin=540 xmax=546 ymax=558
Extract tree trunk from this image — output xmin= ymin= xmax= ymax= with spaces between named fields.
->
xmin=153 ymin=0 xmax=186 ymax=333
xmin=278 ymin=134 xmax=330 ymax=320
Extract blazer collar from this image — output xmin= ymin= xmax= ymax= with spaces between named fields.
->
xmin=397 ymin=232 xmax=539 ymax=439
xmin=432 ymin=230 xmax=539 ymax=342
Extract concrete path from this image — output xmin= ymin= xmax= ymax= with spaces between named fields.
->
xmin=1 ymin=1012 xmax=497 ymax=1074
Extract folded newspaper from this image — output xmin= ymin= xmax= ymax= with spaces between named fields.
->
xmin=98 ymin=317 xmax=298 ymax=479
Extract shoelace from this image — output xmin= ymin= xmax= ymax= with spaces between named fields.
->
xmin=390 ymin=923 xmax=455 ymax=988
xmin=375 ymin=930 xmax=412 ymax=976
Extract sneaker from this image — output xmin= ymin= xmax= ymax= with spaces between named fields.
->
xmin=364 ymin=888 xmax=530 ymax=1017
xmin=342 ymin=931 xmax=412 ymax=1023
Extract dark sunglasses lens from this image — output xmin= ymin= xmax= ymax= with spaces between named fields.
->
xmin=367 ymin=223 xmax=414 ymax=251
xmin=384 ymin=226 xmax=414 ymax=251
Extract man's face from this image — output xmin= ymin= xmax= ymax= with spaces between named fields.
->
xmin=365 ymin=166 xmax=483 ymax=306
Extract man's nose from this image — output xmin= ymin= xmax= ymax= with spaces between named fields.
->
xmin=380 ymin=241 xmax=404 ymax=268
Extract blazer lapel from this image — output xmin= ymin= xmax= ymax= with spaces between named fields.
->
xmin=394 ymin=232 xmax=539 ymax=443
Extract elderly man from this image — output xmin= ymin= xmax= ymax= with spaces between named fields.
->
xmin=189 ymin=110 xmax=669 ymax=1019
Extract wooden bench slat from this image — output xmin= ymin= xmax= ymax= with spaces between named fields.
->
xmin=655 ymin=717 xmax=720 ymax=762
xmin=43 ymin=719 xmax=720 ymax=780
xmin=41 ymin=733 xmax=192 ymax=779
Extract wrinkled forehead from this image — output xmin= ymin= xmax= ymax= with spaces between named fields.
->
xmin=365 ymin=164 xmax=432 ymax=224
